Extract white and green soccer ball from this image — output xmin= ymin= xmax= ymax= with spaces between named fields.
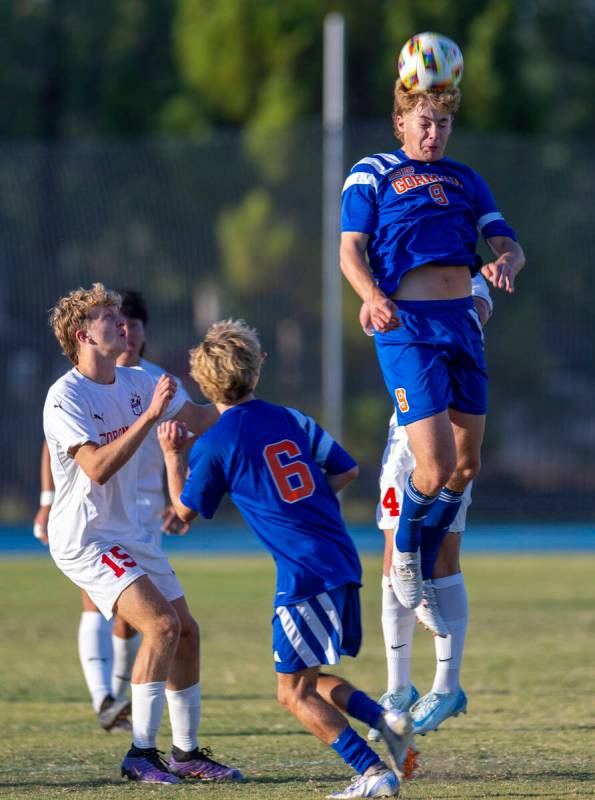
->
xmin=398 ymin=32 xmax=464 ymax=92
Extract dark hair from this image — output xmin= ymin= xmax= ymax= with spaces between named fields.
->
xmin=118 ymin=289 xmax=149 ymax=325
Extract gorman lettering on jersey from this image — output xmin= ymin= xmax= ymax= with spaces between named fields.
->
xmin=391 ymin=172 xmax=463 ymax=195
xmin=99 ymin=426 xmax=129 ymax=445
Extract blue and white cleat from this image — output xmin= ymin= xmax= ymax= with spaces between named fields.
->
xmin=326 ymin=765 xmax=399 ymax=798
xmin=411 ymin=688 xmax=467 ymax=735
xmin=368 ymin=686 xmax=420 ymax=742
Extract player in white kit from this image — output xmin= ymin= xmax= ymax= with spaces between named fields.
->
xmin=363 ymin=274 xmax=492 ymax=740
xmin=43 ymin=283 xmax=242 ymax=784
xmin=33 ymin=289 xmax=192 ymax=733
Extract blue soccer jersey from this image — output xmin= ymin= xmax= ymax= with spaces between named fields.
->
xmin=180 ymin=399 xmax=362 ymax=605
xmin=341 ymin=149 xmax=516 ymax=296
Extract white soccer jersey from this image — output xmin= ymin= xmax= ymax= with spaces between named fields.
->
xmin=43 ymin=365 xmax=187 ymax=561
xmin=135 ymin=358 xmax=191 ymax=531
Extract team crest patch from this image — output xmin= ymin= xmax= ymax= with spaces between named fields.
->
xmin=130 ymin=392 xmax=143 ymax=416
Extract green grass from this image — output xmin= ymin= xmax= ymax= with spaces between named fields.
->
xmin=2 ymin=554 xmax=595 ymax=799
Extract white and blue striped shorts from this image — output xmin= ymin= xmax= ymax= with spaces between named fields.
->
xmin=272 ymin=583 xmax=362 ymax=674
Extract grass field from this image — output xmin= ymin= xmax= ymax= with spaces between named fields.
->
xmin=2 ymin=553 xmax=595 ymax=799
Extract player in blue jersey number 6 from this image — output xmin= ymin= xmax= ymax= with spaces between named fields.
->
xmin=159 ymin=319 xmax=417 ymax=800
xmin=340 ymin=79 xmax=525 ymax=611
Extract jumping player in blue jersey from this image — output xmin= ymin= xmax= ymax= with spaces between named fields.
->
xmin=340 ymin=78 xmax=525 ymax=613
xmin=159 ymin=319 xmax=417 ymax=800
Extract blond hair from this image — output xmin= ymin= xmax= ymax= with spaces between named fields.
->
xmin=392 ymin=79 xmax=461 ymax=142
xmin=49 ymin=283 xmax=121 ymax=364
xmin=189 ymin=319 xmax=262 ymax=404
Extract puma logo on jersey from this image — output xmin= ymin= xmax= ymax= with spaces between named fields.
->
xmin=93 ymin=412 xmax=105 ymax=423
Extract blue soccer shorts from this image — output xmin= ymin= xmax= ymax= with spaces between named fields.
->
xmin=271 ymin=583 xmax=362 ymax=674
xmin=374 ymin=296 xmax=488 ymax=426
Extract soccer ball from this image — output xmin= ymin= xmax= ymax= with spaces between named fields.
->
xmin=397 ymin=32 xmax=463 ymax=92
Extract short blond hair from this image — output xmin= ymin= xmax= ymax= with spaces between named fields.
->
xmin=189 ymin=319 xmax=262 ymax=404
xmin=392 ymin=78 xmax=461 ymax=141
xmin=49 ymin=283 xmax=121 ymax=364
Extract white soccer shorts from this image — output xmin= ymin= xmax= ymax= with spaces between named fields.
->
xmin=52 ymin=534 xmax=183 ymax=619
xmin=376 ymin=415 xmax=472 ymax=533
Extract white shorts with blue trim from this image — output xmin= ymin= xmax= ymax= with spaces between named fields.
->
xmin=272 ymin=584 xmax=362 ymax=674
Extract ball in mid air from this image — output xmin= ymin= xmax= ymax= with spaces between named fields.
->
xmin=398 ymin=32 xmax=464 ymax=92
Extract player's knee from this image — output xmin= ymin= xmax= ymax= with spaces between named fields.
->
xmin=276 ymin=683 xmax=295 ymax=712
xmin=416 ymin=462 xmax=455 ymax=495
xmin=179 ymin=615 xmax=199 ymax=650
xmin=152 ymin=609 xmax=181 ymax=648
xmin=454 ymin=458 xmax=481 ymax=486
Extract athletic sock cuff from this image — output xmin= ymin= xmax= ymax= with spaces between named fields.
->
xmin=433 ymin=572 xmax=464 ymax=589
xmin=381 ymin=575 xmax=392 ymax=590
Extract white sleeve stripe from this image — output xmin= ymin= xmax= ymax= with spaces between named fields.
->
xmin=477 ymin=211 xmax=503 ymax=230
xmin=287 ymin=407 xmax=308 ymax=430
xmin=352 ymin=154 xmax=401 ymax=173
xmin=314 ymin=431 xmax=333 ymax=464
xmin=342 ymin=172 xmax=379 ymax=194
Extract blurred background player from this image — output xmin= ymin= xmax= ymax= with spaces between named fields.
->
xmin=340 ymin=75 xmax=525 ymax=613
xmin=43 ymin=283 xmax=241 ymax=784
xmin=366 ymin=275 xmax=492 ymax=741
xmin=33 ymin=289 xmax=192 ymax=734
xmin=159 ymin=318 xmax=416 ymax=800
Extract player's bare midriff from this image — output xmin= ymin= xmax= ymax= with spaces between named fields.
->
xmin=393 ymin=263 xmax=472 ymax=302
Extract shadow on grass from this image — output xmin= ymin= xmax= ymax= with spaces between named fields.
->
xmin=0 ymin=779 xmax=123 ymax=788
xmin=243 ymin=774 xmax=347 ymax=785
xmin=204 ymin=694 xmax=275 ymax=701
xmin=205 ymin=729 xmax=310 ymax=737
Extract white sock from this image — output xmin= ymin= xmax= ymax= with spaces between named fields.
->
xmin=432 ymin=573 xmax=468 ymax=694
xmin=112 ymin=633 xmax=141 ymax=701
xmin=166 ymin=682 xmax=201 ymax=752
xmin=78 ymin=611 xmax=113 ymax=713
xmin=381 ymin=575 xmax=416 ymax=692
xmin=131 ymin=681 xmax=167 ymax=749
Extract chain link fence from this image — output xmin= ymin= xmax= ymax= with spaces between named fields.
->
xmin=1 ymin=122 xmax=594 ymax=522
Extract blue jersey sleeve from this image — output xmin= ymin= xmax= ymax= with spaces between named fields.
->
xmin=473 ymin=172 xmax=517 ymax=241
xmin=180 ymin=440 xmax=228 ymax=519
xmin=341 ymin=169 xmax=378 ymax=233
xmin=286 ymin=408 xmax=357 ymax=475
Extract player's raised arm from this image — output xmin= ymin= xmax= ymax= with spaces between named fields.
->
xmin=75 ymin=374 xmax=177 ymax=485
xmin=482 ymin=235 xmax=526 ymax=293
xmin=158 ymin=420 xmax=198 ymax=524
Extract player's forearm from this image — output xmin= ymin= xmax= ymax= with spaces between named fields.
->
xmin=175 ymin=402 xmax=219 ymax=437
xmin=327 ymin=466 xmax=359 ymax=494
xmin=490 ymin=237 xmax=526 ymax=275
xmin=163 ymin=453 xmax=196 ymax=522
xmin=340 ymin=239 xmax=384 ymax=303
xmin=77 ymin=411 xmax=158 ymax=485
xmin=40 ymin=440 xmax=55 ymax=493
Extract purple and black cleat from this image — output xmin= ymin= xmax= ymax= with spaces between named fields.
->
xmin=121 ymin=746 xmax=182 ymax=784
xmin=168 ymin=746 xmax=244 ymax=781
